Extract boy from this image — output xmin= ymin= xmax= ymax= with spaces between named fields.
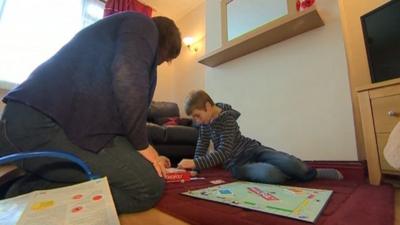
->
xmin=178 ymin=90 xmax=343 ymax=184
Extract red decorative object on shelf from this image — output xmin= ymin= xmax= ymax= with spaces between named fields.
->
xmin=296 ymin=0 xmax=316 ymax=12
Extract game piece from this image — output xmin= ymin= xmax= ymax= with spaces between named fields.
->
xmin=210 ymin=179 xmax=225 ymax=184
xmin=190 ymin=177 xmax=205 ymax=181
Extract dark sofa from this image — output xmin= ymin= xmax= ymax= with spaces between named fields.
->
xmin=147 ymin=101 xmax=198 ymax=165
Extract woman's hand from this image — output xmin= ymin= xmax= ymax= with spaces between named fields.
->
xmin=157 ymin=155 xmax=171 ymax=169
xmin=138 ymin=145 xmax=166 ymax=177
xmin=177 ymin=159 xmax=195 ymax=170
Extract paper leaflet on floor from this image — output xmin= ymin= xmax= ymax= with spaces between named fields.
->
xmin=0 ymin=177 xmax=120 ymax=225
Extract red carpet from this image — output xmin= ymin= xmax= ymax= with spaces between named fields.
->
xmin=156 ymin=162 xmax=394 ymax=225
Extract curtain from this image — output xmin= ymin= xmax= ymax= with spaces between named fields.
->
xmin=104 ymin=0 xmax=153 ymax=18
xmin=0 ymin=0 xmax=6 ymax=20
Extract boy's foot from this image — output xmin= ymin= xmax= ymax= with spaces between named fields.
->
xmin=316 ymin=168 xmax=343 ymax=180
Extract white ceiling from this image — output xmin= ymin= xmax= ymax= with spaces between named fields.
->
xmin=141 ymin=0 xmax=205 ymax=21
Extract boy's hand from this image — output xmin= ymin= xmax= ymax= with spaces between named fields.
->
xmin=157 ymin=156 xmax=171 ymax=169
xmin=177 ymin=159 xmax=195 ymax=169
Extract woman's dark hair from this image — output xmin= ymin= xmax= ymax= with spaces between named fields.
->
xmin=152 ymin=16 xmax=181 ymax=62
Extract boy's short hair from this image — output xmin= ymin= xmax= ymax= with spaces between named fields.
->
xmin=152 ymin=16 xmax=181 ymax=62
xmin=184 ymin=90 xmax=215 ymax=115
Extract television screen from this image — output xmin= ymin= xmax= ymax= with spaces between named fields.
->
xmin=361 ymin=0 xmax=400 ymax=83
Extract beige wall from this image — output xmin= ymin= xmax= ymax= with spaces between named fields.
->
xmin=338 ymin=0 xmax=389 ymax=160
xmin=153 ymin=4 xmax=206 ymax=116
xmin=0 ymin=81 xmax=16 ymax=112
xmin=204 ymin=0 xmax=358 ymax=160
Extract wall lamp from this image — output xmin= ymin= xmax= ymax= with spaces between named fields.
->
xmin=182 ymin=36 xmax=198 ymax=52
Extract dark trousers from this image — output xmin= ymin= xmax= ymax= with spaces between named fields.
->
xmin=0 ymin=101 xmax=164 ymax=214
xmin=229 ymin=145 xmax=317 ymax=184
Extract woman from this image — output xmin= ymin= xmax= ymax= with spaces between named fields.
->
xmin=0 ymin=12 xmax=181 ymax=213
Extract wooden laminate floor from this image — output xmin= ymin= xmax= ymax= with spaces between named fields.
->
xmin=119 ymin=208 xmax=189 ymax=225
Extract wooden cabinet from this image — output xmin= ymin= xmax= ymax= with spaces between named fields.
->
xmin=357 ymin=78 xmax=400 ymax=185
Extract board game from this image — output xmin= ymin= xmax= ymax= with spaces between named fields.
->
xmin=182 ymin=181 xmax=332 ymax=223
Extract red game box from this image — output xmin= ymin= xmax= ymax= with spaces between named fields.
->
xmin=165 ymin=168 xmax=195 ymax=183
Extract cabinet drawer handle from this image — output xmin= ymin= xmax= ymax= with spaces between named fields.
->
xmin=387 ymin=111 xmax=398 ymax=117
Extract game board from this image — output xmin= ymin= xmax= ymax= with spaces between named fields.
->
xmin=182 ymin=181 xmax=332 ymax=223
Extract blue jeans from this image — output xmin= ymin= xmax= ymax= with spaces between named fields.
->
xmin=228 ymin=145 xmax=316 ymax=184
xmin=0 ymin=101 xmax=164 ymax=213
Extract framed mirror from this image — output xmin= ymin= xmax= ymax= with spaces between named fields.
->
xmin=199 ymin=0 xmax=322 ymax=67
xmin=221 ymin=0 xmax=297 ymax=44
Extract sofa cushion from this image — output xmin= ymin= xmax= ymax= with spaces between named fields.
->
xmin=164 ymin=125 xmax=198 ymax=145
xmin=157 ymin=116 xmax=180 ymax=126
xmin=155 ymin=117 xmax=193 ymax=126
xmin=154 ymin=144 xmax=196 ymax=165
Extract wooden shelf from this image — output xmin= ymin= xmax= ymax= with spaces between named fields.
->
xmin=198 ymin=7 xmax=324 ymax=67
